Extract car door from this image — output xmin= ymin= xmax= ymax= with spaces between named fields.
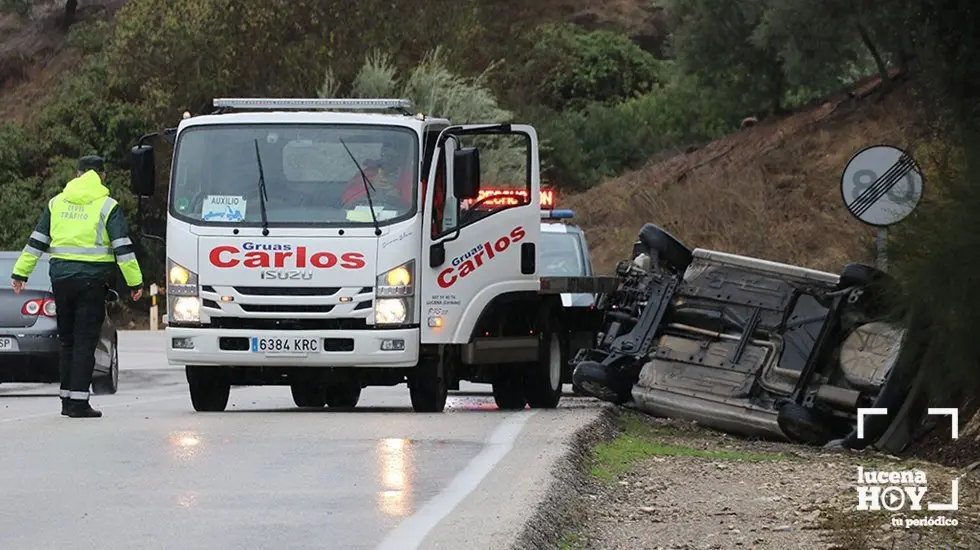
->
xmin=419 ymin=124 xmax=541 ymax=344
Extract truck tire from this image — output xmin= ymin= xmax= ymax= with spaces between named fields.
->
xmin=186 ymin=365 xmax=230 ymax=412
xmin=492 ymin=366 xmax=526 ymax=410
xmin=291 ymin=384 xmax=328 ymax=408
xmin=325 ymin=381 xmax=361 ymax=408
xmin=410 ymin=354 xmax=448 ymax=412
xmin=635 ymin=224 xmax=693 ymax=273
xmin=524 ymin=312 xmax=565 ymax=409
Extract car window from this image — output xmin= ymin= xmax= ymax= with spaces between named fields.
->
xmin=0 ymin=258 xmax=52 ymax=290
xmin=539 ymin=232 xmax=587 ymax=276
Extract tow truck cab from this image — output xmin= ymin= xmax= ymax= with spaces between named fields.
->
xmin=126 ymin=98 xmax=611 ymax=413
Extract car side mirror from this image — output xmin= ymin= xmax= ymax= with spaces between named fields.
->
xmin=452 ymin=147 xmax=480 ymax=200
xmin=105 ymin=288 xmax=119 ymax=304
xmin=130 ymin=144 xmax=156 ymax=197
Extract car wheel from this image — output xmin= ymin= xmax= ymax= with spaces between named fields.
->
xmin=186 ymin=365 xmax=231 ymax=412
xmin=291 ymin=384 xmax=328 ymax=408
xmin=571 ymin=360 xmax=632 ymax=405
xmin=776 ymin=402 xmax=837 ymax=445
xmin=635 ymin=223 xmax=693 ymax=274
xmin=91 ymin=337 xmax=119 ymax=395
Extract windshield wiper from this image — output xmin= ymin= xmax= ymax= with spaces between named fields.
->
xmin=338 ymin=137 xmax=382 ymax=236
xmin=252 ymin=139 xmax=271 ymax=236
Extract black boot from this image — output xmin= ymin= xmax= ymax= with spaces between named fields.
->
xmin=61 ymin=397 xmax=69 ymax=416
xmin=66 ymin=399 xmax=102 ymax=418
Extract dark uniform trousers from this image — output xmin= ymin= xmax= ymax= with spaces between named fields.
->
xmin=52 ymin=278 xmax=108 ymax=400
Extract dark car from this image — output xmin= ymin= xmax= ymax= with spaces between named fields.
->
xmin=571 ymin=224 xmax=916 ymax=449
xmin=0 ymin=252 xmax=120 ymax=394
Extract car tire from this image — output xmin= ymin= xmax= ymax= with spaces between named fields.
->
xmin=409 ymin=354 xmax=448 ymax=412
xmin=571 ymin=360 xmax=632 ymax=405
xmin=186 ymin=365 xmax=231 ymax=412
xmin=524 ymin=312 xmax=565 ymax=409
xmin=291 ymin=384 xmax=328 ymax=408
xmin=635 ymin=224 xmax=693 ymax=274
xmin=776 ymin=402 xmax=837 ymax=445
xmin=325 ymin=381 xmax=361 ymax=408
xmin=91 ymin=337 xmax=119 ymax=395
xmin=492 ymin=366 xmax=526 ymax=410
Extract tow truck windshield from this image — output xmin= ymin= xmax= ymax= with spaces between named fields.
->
xmin=169 ymin=124 xmax=419 ymax=227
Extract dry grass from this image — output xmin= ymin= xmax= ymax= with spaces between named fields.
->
xmin=565 ymin=77 xmax=920 ymax=275
xmin=0 ymin=1 xmax=125 ymax=125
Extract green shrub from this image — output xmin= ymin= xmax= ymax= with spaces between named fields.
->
xmin=522 ymin=23 xmax=661 ymax=110
xmin=536 ymin=70 xmax=738 ymax=190
xmin=322 ymin=47 xmax=525 ymax=183
xmin=0 ymin=0 xmax=30 ymax=17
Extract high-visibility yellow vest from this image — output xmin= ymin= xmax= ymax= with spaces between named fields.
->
xmin=47 ymin=194 xmax=119 ymax=264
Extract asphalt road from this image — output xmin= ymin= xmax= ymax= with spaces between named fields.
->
xmin=0 ymin=331 xmax=600 ymax=550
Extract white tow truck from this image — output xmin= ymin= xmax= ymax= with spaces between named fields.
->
xmin=127 ymin=98 xmax=615 ymax=413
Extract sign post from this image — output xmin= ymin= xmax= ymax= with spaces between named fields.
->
xmin=840 ymin=144 xmax=925 ymax=271
xmin=149 ymin=283 xmax=159 ymax=331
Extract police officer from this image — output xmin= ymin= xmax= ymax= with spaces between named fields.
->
xmin=9 ymin=155 xmax=144 ymax=418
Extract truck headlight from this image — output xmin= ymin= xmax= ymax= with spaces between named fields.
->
xmin=375 ymin=298 xmax=407 ymax=325
xmin=377 ymin=260 xmax=414 ymax=298
xmin=167 ymin=258 xmax=199 ymax=296
xmin=171 ymin=296 xmax=201 ymax=323
xmin=167 ymin=259 xmax=200 ymax=322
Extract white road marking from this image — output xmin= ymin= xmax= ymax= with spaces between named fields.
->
xmin=375 ymin=409 xmax=539 ymax=550
xmin=0 ymin=394 xmax=187 ymax=424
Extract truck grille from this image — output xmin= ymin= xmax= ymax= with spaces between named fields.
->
xmin=210 ymin=317 xmax=368 ymax=331
xmin=233 ymin=286 xmax=343 ymax=296
xmin=238 ymin=304 xmax=335 ymax=313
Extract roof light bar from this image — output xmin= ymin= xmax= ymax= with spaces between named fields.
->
xmin=212 ymin=98 xmax=415 ymax=112
xmin=541 ymin=209 xmax=574 ymax=219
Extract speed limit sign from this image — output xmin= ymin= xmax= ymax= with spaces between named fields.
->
xmin=840 ymin=144 xmax=924 ymax=227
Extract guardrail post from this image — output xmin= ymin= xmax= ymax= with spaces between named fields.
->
xmin=149 ymin=283 xmax=159 ymax=331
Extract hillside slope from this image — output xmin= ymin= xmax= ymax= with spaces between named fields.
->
xmin=566 ymin=76 xmax=918 ymax=275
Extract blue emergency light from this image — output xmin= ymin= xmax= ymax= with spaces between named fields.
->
xmin=541 ymin=209 xmax=574 ymax=219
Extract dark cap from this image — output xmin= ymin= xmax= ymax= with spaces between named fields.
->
xmin=77 ymin=155 xmax=105 ymax=173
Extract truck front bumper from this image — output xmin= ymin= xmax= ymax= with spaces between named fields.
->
xmin=165 ymin=326 xmax=420 ymax=368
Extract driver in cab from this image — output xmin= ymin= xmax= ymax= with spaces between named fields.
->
xmin=340 ymin=138 xmax=414 ymax=209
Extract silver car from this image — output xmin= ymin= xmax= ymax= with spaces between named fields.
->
xmin=0 ymin=252 xmax=120 ymax=394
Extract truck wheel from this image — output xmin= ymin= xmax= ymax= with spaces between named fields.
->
xmin=186 ymin=365 xmax=230 ymax=412
xmin=325 ymin=381 xmax=361 ymax=408
xmin=291 ymin=384 xmax=328 ymax=408
xmin=524 ymin=315 xmax=565 ymax=409
xmin=410 ymin=355 xmax=448 ymax=412
xmin=492 ymin=367 xmax=526 ymax=410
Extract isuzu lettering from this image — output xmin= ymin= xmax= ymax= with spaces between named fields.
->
xmin=127 ymin=98 xmax=614 ymax=413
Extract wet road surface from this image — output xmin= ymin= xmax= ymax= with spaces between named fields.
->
xmin=0 ymin=331 xmax=599 ymax=550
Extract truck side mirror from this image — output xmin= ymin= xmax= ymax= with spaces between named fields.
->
xmin=130 ymin=144 xmax=156 ymax=197
xmin=453 ymin=147 xmax=480 ymax=200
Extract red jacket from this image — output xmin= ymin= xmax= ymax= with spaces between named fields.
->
xmin=341 ymin=165 xmax=415 ymax=205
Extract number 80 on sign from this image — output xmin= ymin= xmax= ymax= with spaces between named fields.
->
xmin=840 ymin=144 xmax=925 ymax=227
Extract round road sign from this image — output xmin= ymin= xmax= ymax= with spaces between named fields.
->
xmin=840 ymin=144 xmax=924 ymax=227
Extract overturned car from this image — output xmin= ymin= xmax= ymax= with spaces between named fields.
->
xmin=571 ymin=224 xmax=917 ymax=448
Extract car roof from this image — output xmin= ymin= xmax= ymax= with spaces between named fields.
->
xmin=541 ymin=222 xmax=584 ymax=235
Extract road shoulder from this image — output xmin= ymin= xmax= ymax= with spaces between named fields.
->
xmin=417 ymin=400 xmax=617 ymax=550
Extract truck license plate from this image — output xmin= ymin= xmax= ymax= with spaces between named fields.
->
xmin=251 ymin=337 xmax=319 ymax=354
xmin=0 ymin=337 xmax=14 ymax=351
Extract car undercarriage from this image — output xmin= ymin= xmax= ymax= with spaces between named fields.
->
xmin=570 ymin=223 xmax=915 ymax=449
